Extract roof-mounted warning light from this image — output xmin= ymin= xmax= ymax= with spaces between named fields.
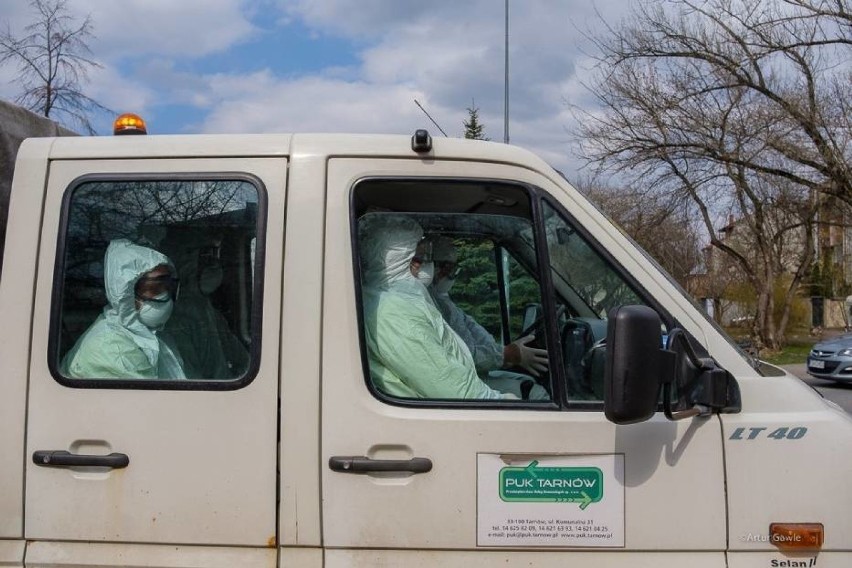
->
xmin=113 ymin=113 xmax=147 ymax=136
xmin=411 ymin=129 xmax=432 ymax=153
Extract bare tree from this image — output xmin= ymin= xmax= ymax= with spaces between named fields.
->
xmin=593 ymin=0 xmax=851 ymax=202
xmin=0 ymin=0 xmax=109 ymax=134
xmin=576 ymin=177 xmax=702 ymax=287
xmin=573 ymin=0 xmax=847 ymax=349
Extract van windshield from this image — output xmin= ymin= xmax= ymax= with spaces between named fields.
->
xmin=549 ymin=165 xmax=766 ymax=376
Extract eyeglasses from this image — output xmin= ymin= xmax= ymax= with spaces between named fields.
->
xmin=135 ymin=274 xmax=180 ymax=303
xmin=412 ymin=239 xmax=433 ymax=264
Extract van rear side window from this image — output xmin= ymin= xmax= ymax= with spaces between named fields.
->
xmin=49 ymin=175 xmax=265 ymax=389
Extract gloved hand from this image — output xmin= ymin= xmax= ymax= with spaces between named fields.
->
xmin=500 ymin=392 xmax=520 ymax=400
xmin=503 ymin=335 xmax=549 ymax=377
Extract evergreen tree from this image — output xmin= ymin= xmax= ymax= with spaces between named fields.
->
xmin=463 ymin=101 xmax=488 ymax=140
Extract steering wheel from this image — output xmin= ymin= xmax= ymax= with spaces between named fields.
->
xmin=506 ymin=305 xmax=566 ymax=398
xmin=515 ymin=305 xmax=566 ymax=343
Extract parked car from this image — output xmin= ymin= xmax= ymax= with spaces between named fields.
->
xmin=807 ymin=334 xmax=852 ymax=383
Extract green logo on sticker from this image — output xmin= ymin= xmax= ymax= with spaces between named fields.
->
xmin=499 ymin=461 xmax=603 ymax=509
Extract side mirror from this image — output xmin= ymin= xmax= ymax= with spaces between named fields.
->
xmin=604 ymin=305 xmax=668 ymax=424
xmin=604 ymin=305 xmax=742 ymax=425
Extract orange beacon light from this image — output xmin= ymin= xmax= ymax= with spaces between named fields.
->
xmin=113 ymin=113 xmax=147 ymax=135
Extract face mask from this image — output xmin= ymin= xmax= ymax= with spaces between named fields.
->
xmin=415 ymin=261 xmax=434 ymax=286
xmin=433 ymin=276 xmax=455 ymax=294
xmin=198 ymin=266 xmax=223 ymax=295
xmin=138 ymin=293 xmax=174 ymax=329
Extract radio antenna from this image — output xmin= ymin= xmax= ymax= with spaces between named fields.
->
xmin=413 ymin=99 xmax=448 ymax=137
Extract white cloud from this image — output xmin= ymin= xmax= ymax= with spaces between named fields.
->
xmin=267 ymin=0 xmax=628 ymax=174
xmin=176 ymin=65 xmax=583 ymax=175
xmin=2 ymin=1 xmax=257 ymax=60
xmin=1 ymin=0 xmax=257 ymax=131
xmin=0 ymin=63 xmax=21 ymax=103
xmin=1 ymin=0 xmax=630 ymax=175
xmin=69 ymin=0 xmax=256 ymax=60
xmin=196 ymin=72 xmax=429 ymax=134
xmin=0 ymin=1 xmax=37 ymax=30
xmin=280 ymin=0 xmax=438 ymax=39
xmin=86 ymin=64 xmax=157 ymax=115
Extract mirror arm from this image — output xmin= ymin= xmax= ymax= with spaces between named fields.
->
xmin=665 ymin=406 xmax=704 ymax=420
xmin=662 ymin=330 xmax=716 ymax=421
xmin=665 ymin=329 xmax=713 ymax=370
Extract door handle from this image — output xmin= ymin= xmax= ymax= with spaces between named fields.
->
xmin=329 ymin=455 xmax=432 ymax=474
xmin=33 ymin=450 xmax=129 ymax=469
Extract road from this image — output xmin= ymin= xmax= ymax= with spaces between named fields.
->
xmin=781 ymin=363 xmax=852 ymax=414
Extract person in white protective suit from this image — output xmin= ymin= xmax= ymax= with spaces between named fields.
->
xmin=165 ymin=239 xmax=249 ymax=379
xmin=429 ymin=236 xmax=550 ymax=400
xmin=358 ymin=213 xmax=517 ymax=400
xmin=62 ymin=239 xmax=186 ymax=379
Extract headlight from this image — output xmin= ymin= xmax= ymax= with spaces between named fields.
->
xmin=838 ymin=348 xmax=852 ymax=357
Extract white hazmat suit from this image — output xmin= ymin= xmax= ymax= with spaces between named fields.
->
xmin=429 ymin=236 xmax=550 ymax=400
xmin=62 ymin=239 xmax=186 ymax=379
xmin=359 ymin=214 xmax=509 ymax=400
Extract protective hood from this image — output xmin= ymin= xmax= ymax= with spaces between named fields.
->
xmin=103 ymin=239 xmax=174 ymax=366
xmin=359 ymin=213 xmax=423 ymax=288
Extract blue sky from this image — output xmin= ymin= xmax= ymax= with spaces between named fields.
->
xmin=0 ymin=0 xmax=625 ymax=178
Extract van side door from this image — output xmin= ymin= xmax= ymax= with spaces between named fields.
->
xmin=321 ymin=157 xmax=727 ymax=567
xmin=23 ymin=157 xmax=286 ymax=567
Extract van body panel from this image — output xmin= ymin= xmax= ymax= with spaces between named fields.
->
xmin=321 ymin=157 xmax=726 ymax=555
xmin=723 ymin=377 xmax=852 ymax=551
xmin=23 ymin=158 xmax=285 ymax=549
xmin=24 ymin=541 xmax=277 ymax=568
xmin=278 ymin=149 xmax=325 ymax=547
xmin=279 ymin=547 xmax=323 ymax=568
xmin=0 ymin=539 xmax=25 ymax=568
xmin=0 ymin=138 xmax=53 ymax=538
xmin=727 ymin=552 xmax=844 ymax=568
xmin=46 ymin=134 xmax=292 ymax=160
xmin=324 ymin=549 xmax=725 ymax=567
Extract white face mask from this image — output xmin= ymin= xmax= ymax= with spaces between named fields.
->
xmin=138 ymin=293 xmax=174 ymax=329
xmin=198 ymin=266 xmax=223 ymax=295
xmin=433 ymin=276 xmax=455 ymax=294
xmin=415 ymin=261 xmax=435 ymax=286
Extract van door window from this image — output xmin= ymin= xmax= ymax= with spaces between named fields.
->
xmin=353 ymin=179 xmax=552 ymax=404
xmin=501 ymin=249 xmax=545 ymax=340
xmin=538 ymin=200 xmax=647 ymax=402
xmin=440 ymin=237 xmax=503 ymax=349
xmin=51 ymin=176 xmax=264 ymax=387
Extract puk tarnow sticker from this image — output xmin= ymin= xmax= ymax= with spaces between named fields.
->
xmin=477 ymin=454 xmax=625 ymax=547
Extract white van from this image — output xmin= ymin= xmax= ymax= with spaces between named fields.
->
xmin=0 ymin=128 xmax=849 ymax=568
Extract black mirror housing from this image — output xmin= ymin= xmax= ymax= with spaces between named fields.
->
xmin=604 ymin=305 xmax=666 ymax=424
